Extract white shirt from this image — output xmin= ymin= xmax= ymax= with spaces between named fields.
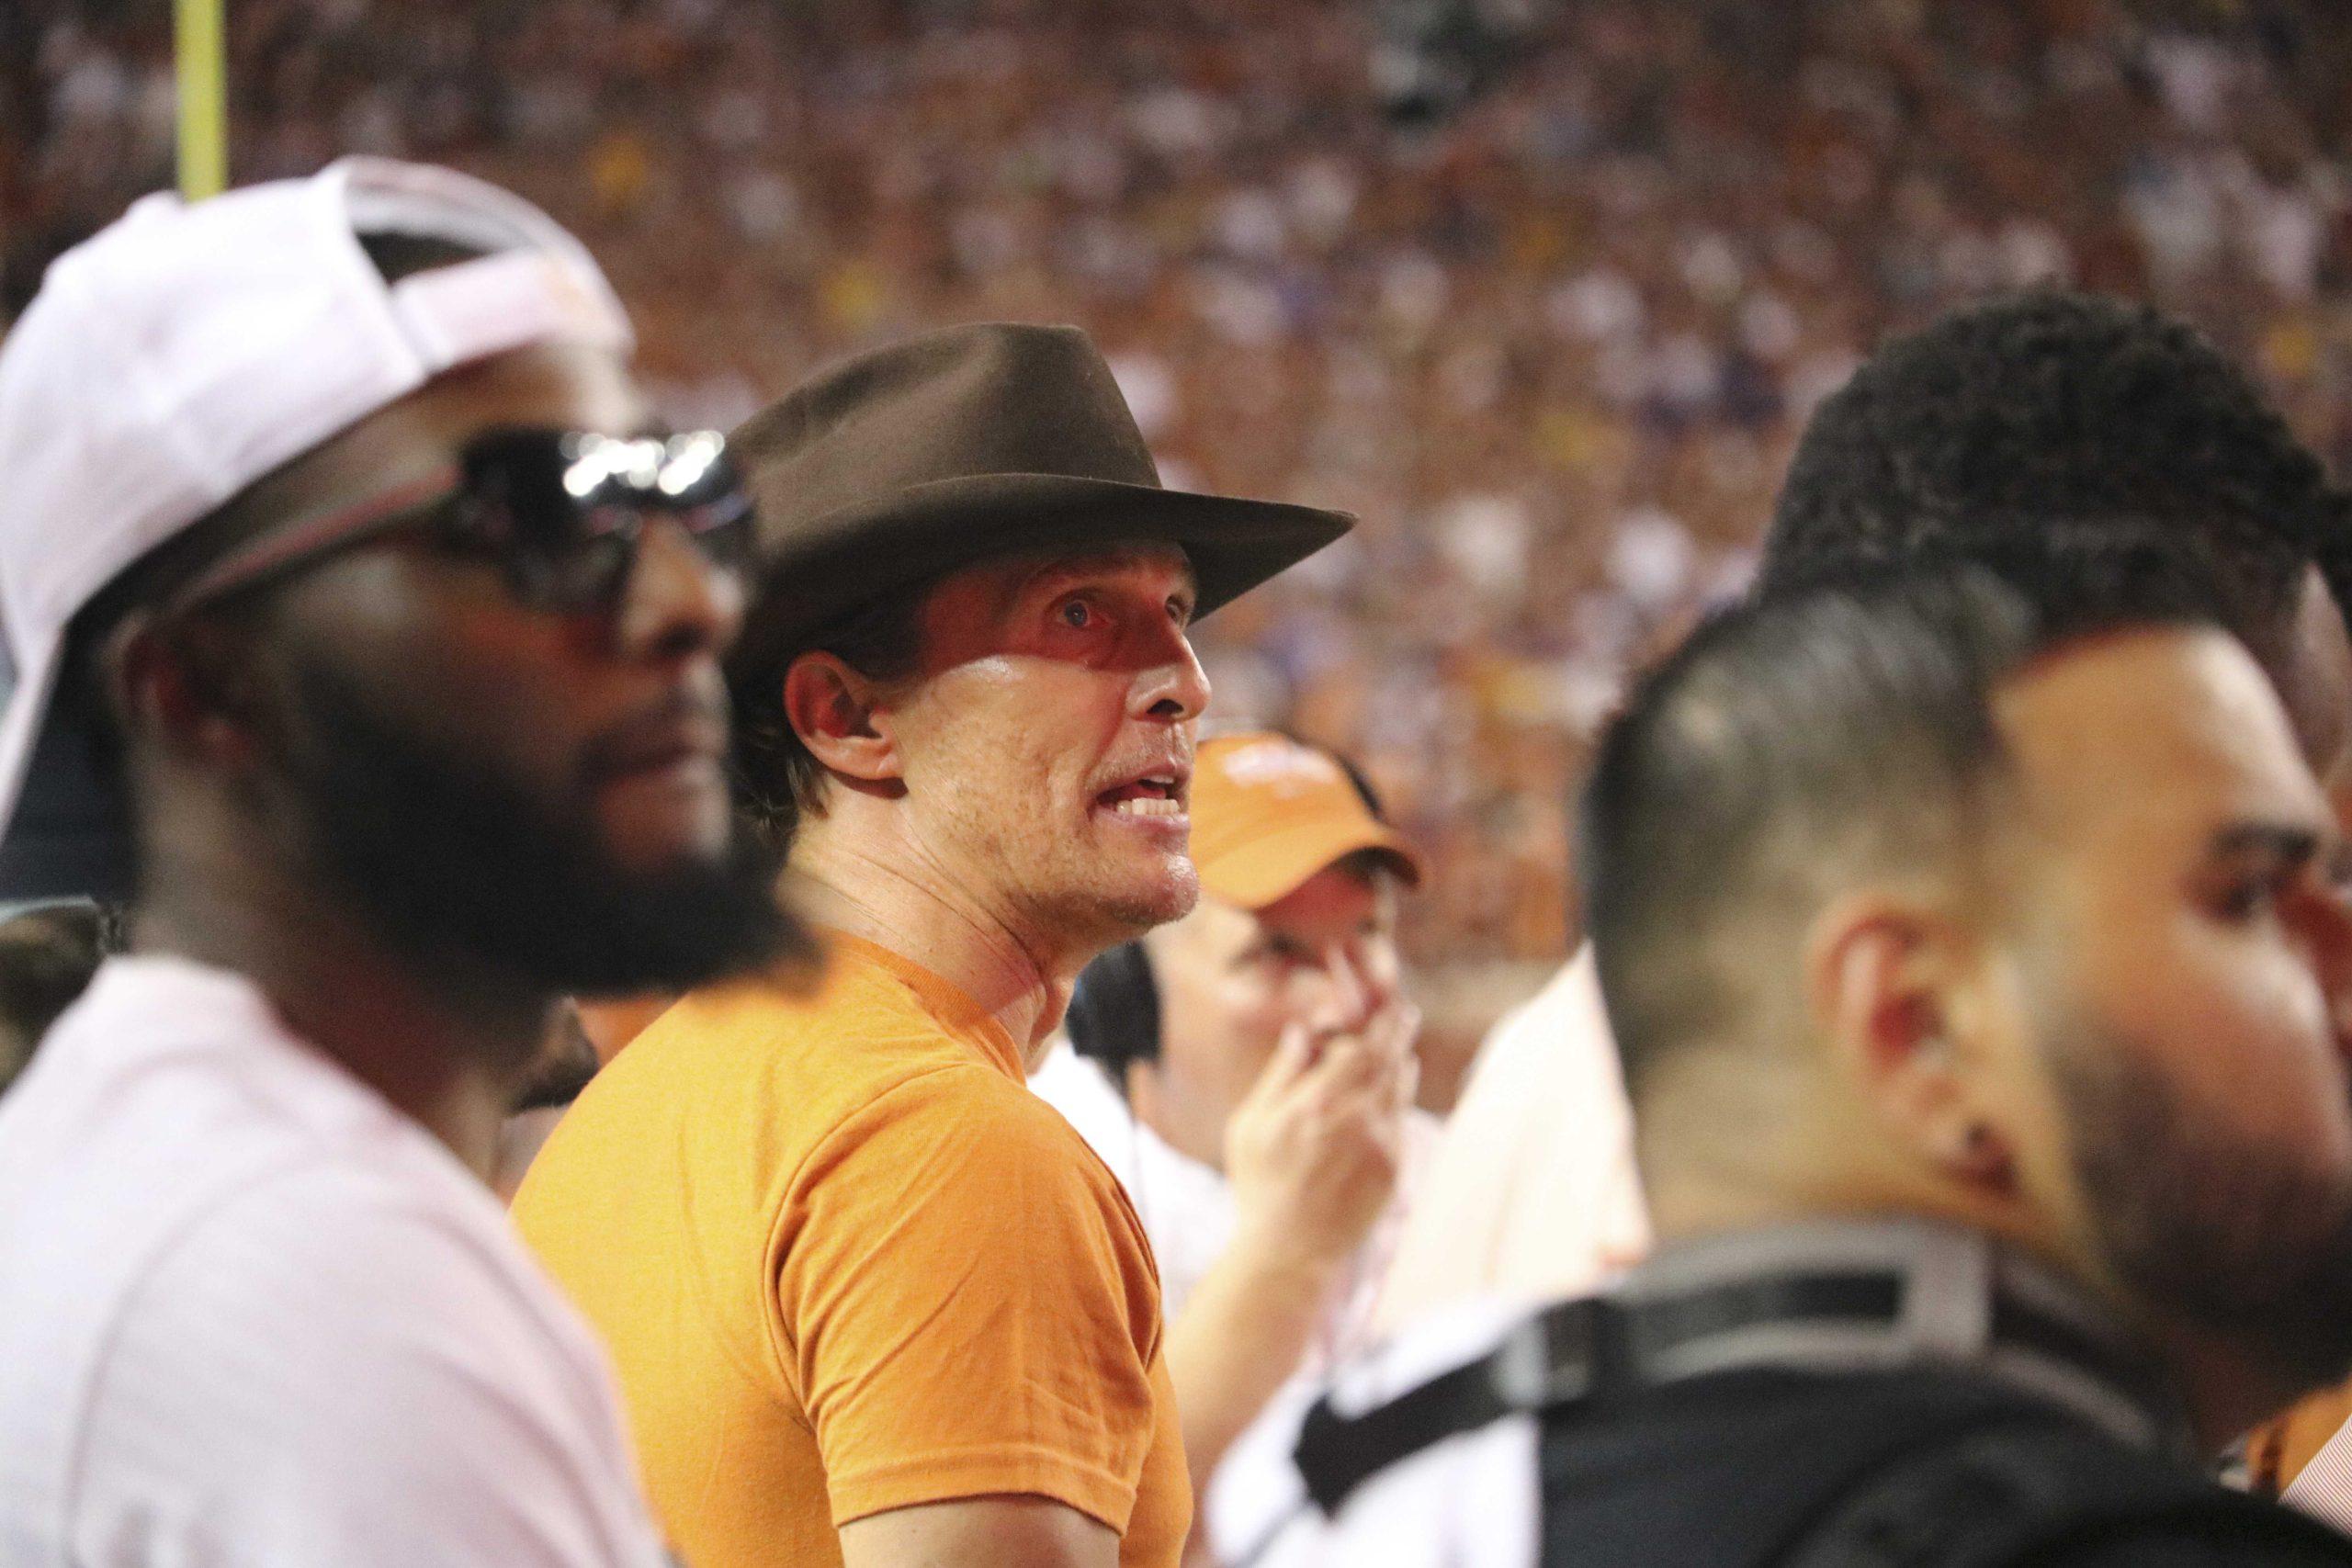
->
xmin=1033 ymin=1043 xmax=1441 ymax=1561
xmin=0 ymin=955 xmax=673 ymax=1567
xmin=2284 ymin=1420 xmax=2352 ymax=1531
xmin=1029 ymin=1043 xmax=1430 ymax=1368
xmin=1029 ymin=1043 xmax=1239 ymax=1319
xmin=1373 ymin=950 xmax=1651 ymax=1337
xmin=1203 ymin=1302 xmax=1541 ymax=1568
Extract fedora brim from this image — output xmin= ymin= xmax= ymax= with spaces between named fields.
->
xmin=727 ymin=470 xmax=1352 ymax=686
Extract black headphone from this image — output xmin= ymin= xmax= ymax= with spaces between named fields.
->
xmin=1065 ymin=941 xmax=1162 ymax=1081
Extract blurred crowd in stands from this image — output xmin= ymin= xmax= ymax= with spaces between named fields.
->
xmin=11 ymin=0 xmax=2352 ymax=1090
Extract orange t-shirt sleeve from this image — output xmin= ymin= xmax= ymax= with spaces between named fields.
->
xmin=775 ymin=1066 xmax=1169 ymax=1533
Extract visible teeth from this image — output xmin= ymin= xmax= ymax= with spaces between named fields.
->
xmin=1113 ymin=796 xmax=1184 ymax=818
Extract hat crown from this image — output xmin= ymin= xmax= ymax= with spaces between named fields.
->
xmin=735 ymin=322 xmax=1161 ymax=536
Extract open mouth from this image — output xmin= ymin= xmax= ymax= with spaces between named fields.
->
xmin=1097 ymin=774 xmax=1187 ymax=819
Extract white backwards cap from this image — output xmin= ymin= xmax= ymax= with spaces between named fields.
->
xmin=0 ymin=156 xmax=634 ymax=899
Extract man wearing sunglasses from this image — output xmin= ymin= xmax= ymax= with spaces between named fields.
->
xmin=0 ymin=159 xmax=796 ymax=1564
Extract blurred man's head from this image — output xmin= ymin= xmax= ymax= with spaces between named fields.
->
xmin=1068 ymin=733 xmax=1424 ymax=1169
xmin=0 ymin=162 xmax=798 ymax=1012
xmin=1584 ymin=551 xmax=2352 ymax=1438
xmin=1764 ymin=291 xmax=2352 ymax=791
xmin=727 ymin=324 xmax=1351 ymax=976
xmin=0 ymin=903 xmax=118 ymax=1095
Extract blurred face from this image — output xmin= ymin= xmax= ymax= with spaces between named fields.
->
xmin=208 ymin=344 xmax=794 ymax=993
xmin=1996 ymin=627 xmax=2352 ymax=1391
xmin=1138 ymin=863 xmax=1400 ymax=1168
xmin=883 ymin=542 xmax=1210 ymax=956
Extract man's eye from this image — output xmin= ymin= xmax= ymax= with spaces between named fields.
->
xmin=2215 ymin=877 xmax=2285 ymax=922
xmin=1058 ymin=600 xmax=1096 ymax=630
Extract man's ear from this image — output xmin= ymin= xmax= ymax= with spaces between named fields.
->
xmin=1804 ymin=892 xmax=2018 ymax=1196
xmin=104 ymin=612 xmax=266 ymax=773
xmin=781 ymin=651 xmax=902 ymax=786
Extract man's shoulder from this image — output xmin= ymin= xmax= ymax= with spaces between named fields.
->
xmin=61 ymin=1166 xmax=667 ymax=1565
xmin=537 ymin=961 xmax=992 ymax=1176
xmin=598 ymin=953 xmax=1004 ymax=1112
xmin=1220 ymin=1312 xmax=2352 ymax=1568
xmin=819 ymin=1048 xmax=1114 ymax=1193
xmin=0 ymin=985 xmax=471 ymax=1406
xmin=0 ymin=1150 xmax=621 ymax=1518
xmin=1761 ymin=1397 xmax=2352 ymax=1568
xmin=110 ymin=1154 xmax=584 ymax=1367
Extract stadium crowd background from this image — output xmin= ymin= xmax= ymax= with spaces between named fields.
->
xmin=11 ymin=0 xmax=2352 ymax=1100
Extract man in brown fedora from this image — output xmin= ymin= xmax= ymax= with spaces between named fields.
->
xmin=514 ymin=322 xmax=1351 ymax=1568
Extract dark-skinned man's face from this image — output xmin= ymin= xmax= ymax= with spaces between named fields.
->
xmin=200 ymin=344 xmax=794 ymax=993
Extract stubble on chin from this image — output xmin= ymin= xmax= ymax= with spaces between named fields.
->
xmin=1060 ymin=844 xmax=1200 ymax=953
xmin=2054 ymin=1022 xmax=2352 ymax=1395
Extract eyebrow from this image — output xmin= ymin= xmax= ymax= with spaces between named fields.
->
xmin=1017 ymin=552 xmax=1200 ymax=604
xmin=2206 ymin=820 xmax=2329 ymax=873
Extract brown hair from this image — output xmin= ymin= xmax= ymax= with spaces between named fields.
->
xmin=730 ymin=583 xmax=933 ymax=853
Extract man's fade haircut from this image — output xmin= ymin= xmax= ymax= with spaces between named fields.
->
xmin=1582 ymin=540 xmax=2222 ymax=1102
xmin=1760 ymin=290 xmax=2346 ymax=676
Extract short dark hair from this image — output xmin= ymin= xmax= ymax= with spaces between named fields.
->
xmin=729 ymin=585 xmax=932 ymax=852
xmin=1583 ymin=541 xmax=2221 ymax=1100
xmin=1761 ymin=291 xmax=2343 ymax=679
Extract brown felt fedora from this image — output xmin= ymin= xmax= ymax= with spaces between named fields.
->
xmin=724 ymin=321 xmax=1353 ymax=684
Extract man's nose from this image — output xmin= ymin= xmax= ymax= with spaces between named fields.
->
xmin=1135 ymin=626 xmax=1212 ymax=723
xmin=616 ymin=519 xmax=744 ymax=662
xmin=1310 ymin=939 xmax=1391 ymax=1032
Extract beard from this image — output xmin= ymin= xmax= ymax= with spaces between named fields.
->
xmin=2052 ymin=1018 xmax=2352 ymax=1397
xmin=269 ymin=650 xmax=809 ymax=1000
xmin=933 ymin=787 xmax=1199 ymax=958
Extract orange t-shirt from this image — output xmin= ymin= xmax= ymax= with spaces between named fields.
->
xmin=512 ymin=935 xmax=1190 ymax=1567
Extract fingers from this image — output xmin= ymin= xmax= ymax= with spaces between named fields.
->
xmin=1389 ymin=1039 xmax=1421 ymax=1118
xmin=1277 ymin=1032 xmax=1415 ymax=1155
xmin=1246 ymin=1020 xmax=1316 ymax=1099
xmin=1308 ymin=1086 xmax=1407 ymax=1193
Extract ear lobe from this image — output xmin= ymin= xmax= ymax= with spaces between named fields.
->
xmin=1808 ymin=897 xmax=2018 ymax=1197
xmin=781 ymin=652 xmax=901 ymax=786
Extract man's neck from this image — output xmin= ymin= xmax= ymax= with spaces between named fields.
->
xmin=787 ymin=823 xmax=1080 ymax=1063
xmin=135 ymin=853 xmax=548 ymax=1180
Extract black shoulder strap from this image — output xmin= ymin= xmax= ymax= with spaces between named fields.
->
xmin=1782 ymin=1415 xmax=2352 ymax=1568
xmin=1295 ymin=1298 xmax=1612 ymax=1516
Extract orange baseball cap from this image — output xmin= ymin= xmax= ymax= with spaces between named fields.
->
xmin=1187 ymin=732 xmax=1425 ymax=909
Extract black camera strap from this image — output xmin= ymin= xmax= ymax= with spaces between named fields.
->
xmin=1295 ymin=1223 xmax=2189 ymax=1518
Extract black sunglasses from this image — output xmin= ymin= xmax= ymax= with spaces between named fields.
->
xmin=170 ymin=426 xmax=752 ymax=617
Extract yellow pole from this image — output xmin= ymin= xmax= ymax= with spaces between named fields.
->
xmin=174 ymin=0 xmax=228 ymax=199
